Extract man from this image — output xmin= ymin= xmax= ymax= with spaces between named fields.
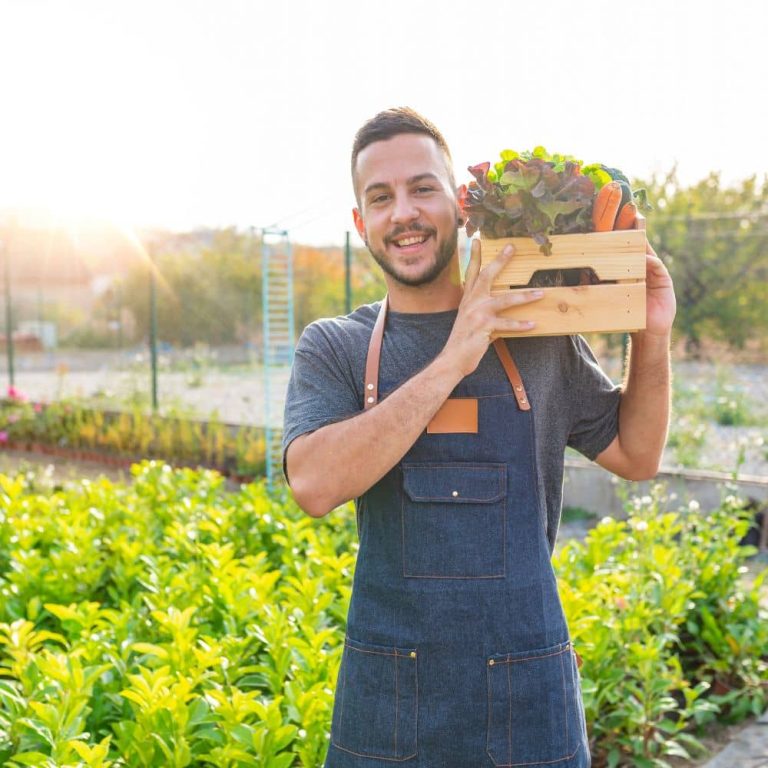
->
xmin=283 ymin=107 xmax=676 ymax=768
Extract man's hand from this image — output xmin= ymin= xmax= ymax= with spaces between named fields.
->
xmin=439 ymin=240 xmax=544 ymax=377
xmin=639 ymin=240 xmax=676 ymax=339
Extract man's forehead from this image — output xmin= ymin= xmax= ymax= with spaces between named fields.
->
xmin=354 ymin=133 xmax=452 ymax=192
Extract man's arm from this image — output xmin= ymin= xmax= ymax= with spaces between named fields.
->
xmin=286 ymin=242 xmax=544 ymax=518
xmin=595 ymin=243 xmax=677 ymax=480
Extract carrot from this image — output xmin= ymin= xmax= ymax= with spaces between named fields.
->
xmin=613 ymin=201 xmax=638 ymax=230
xmin=591 ymin=181 xmax=623 ymax=232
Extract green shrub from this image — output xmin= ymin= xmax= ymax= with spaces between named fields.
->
xmin=0 ymin=465 xmax=765 ymax=766
xmin=555 ymin=486 xmax=768 ymax=766
xmin=0 ymin=397 xmax=266 ymax=479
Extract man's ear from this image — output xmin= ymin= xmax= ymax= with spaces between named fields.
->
xmin=353 ymin=208 xmax=366 ymax=240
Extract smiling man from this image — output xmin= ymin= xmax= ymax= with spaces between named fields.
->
xmin=282 ymin=107 xmax=676 ymax=767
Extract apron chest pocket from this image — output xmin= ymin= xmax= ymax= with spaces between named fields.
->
xmin=401 ymin=463 xmax=507 ymax=579
xmin=331 ymin=636 xmax=418 ymax=761
xmin=486 ymin=641 xmax=582 ymax=767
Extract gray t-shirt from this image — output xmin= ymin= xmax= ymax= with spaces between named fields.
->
xmin=282 ymin=301 xmax=621 ymax=552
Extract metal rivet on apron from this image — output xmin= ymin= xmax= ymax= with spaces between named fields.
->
xmin=515 ymin=386 xmax=523 ymax=391
xmin=520 ymin=398 xmax=527 ymax=404
xmin=452 ymin=490 xmax=459 ymax=497
xmin=410 ymin=651 xmax=416 ymax=658
xmin=367 ymin=383 xmax=374 ymax=390
xmin=367 ymin=396 xmax=374 ymax=403
xmin=488 ymin=659 xmax=495 ymax=666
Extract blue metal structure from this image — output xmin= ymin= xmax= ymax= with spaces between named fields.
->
xmin=261 ymin=228 xmax=295 ymax=488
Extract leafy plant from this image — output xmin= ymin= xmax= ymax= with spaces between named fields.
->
xmin=0 ymin=463 xmax=765 ymax=766
xmin=461 ymin=147 xmax=649 ymax=254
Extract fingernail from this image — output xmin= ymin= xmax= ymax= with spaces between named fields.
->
xmin=502 ymin=245 xmax=514 ymax=256
xmin=532 ymin=290 xmax=544 ymax=298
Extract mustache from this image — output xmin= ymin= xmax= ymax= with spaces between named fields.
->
xmin=384 ymin=223 xmax=436 ymax=245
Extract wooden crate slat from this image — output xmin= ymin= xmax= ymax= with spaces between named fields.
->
xmin=482 ymin=228 xmax=646 ymax=285
xmin=490 ymin=283 xmax=646 ymax=338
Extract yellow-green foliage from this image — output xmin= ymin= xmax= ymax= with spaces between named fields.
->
xmin=0 ymin=468 xmax=765 ymax=767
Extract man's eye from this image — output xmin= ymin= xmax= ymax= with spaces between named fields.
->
xmin=370 ymin=194 xmax=390 ymax=204
xmin=415 ymin=186 xmax=435 ymax=194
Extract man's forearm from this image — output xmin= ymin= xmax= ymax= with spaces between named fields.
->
xmin=617 ymin=330 xmax=672 ymax=477
xmin=286 ymin=351 xmax=465 ymax=517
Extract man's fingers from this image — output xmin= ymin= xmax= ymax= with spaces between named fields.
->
xmin=474 ymin=244 xmax=514 ymax=290
xmin=489 ymin=317 xmax=536 ymax=338
xmin=463 ymin=238 xmax=482 ymax=290
xmin=491 ymin=290 xmax=544 ymax=310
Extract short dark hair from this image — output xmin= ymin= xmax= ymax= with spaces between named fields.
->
xmin=351 ymin=107 xmax=455 ymax=196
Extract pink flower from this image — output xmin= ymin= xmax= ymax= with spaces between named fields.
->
xmin=0 ymin=431 xmax=8 ymax=444
xmin=33 ymin=403 xmax=43 ymax=413
xmin=7 ymin=413 xmax=19 ymax=424
xmin=7 ymin=386 xmax=26 ymax=402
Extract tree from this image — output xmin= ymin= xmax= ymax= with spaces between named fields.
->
xmin=636 ymin=170 xmax=768 ymax=354
xmin=121 ymin=229 xmax=261 ymax=347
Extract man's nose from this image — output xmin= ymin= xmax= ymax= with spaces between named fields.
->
xmin=390 ymin=193 xmax=419 ymax=224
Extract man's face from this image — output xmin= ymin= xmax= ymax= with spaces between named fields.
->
xmin=353 ymin=133 xmax=460 ymax=288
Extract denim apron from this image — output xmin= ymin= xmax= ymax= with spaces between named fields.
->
xmin=325 ymin=298 xmax=590 ymax=768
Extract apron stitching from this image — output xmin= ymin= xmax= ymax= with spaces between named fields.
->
xmin=402 ymin=462 xmax=505 ymax=467
xmin=403 ymin=573 xmax=506 ymax=579
xmin=338 ymin=645 xmax=347 ymax=741
xmin=344 ymin=643 xmax=412 ymax=658
xmin=507 ymin=743 xmax=582 ymax=766
xmin=394 ymin=652 xmax=399 ymax=756
xmin=507 ymin=659 xmax=512 ymax=765
xmin=495 ymin=643 xmax=570 ymax=665
xmin=414 ymin=652 xmax=419 ymax=756
xmin=561 ymin=649 xmax=569 ymax=754
xmin=486 ymin=659 xmax=493 ymax=758
xmin=331 ymin=742 xmax=417 ymax=761
xmin=407 ymin=495 xmax=504 ymax=503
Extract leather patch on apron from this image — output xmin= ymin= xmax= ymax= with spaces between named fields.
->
xmin=426 ymin=398 xmax=479 ymax=434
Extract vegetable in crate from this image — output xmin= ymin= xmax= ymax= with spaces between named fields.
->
xmin=460 ymin=147 xmax=649 ymax=263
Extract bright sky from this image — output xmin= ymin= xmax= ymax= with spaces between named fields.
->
xmin=2 ymin=0 xmax=767 ymax=246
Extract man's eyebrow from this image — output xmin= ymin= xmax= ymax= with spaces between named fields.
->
xmin=363 ymin=173 xmax=441 ymax=197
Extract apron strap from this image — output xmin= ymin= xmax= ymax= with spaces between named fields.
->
xmin=363 ymin=295 xmax=531 ymax=411
xmin=492 ymin=338 xmax=531 ymax=411
xmin=363 ymin=296 xmax=389 ymax=410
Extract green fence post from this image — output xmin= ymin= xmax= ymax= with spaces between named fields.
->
xmin=345 ymin=231 xmax=352 ymax=315
xmin=2 ymin=238 xmax=14 ymax=390
xmin=149 ymin=243 xmax=158 ymax=412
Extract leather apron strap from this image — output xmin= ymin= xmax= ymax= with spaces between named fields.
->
xmin=363 ymin=296 xmax=531 ymax=412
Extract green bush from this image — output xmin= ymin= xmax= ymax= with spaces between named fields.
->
xmin=555 ymin=486 xmax=768 ymax=766
xmin=0 ymin=396 xmax=266 ymax=479
xmin=0 ymin=465 xmax=765 ymax=767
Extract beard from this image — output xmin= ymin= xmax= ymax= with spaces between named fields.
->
xmin=365 ymin=220 xmax=459 ymax=288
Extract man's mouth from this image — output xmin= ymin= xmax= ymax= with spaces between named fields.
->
xmin=388 ymin=231 xmax=433 ymax=250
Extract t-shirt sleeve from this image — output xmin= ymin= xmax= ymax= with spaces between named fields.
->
xmin=566 ymin=335 xmax=621 ymax=461
xmin=281 ymin=321 xmax=362 ymax=480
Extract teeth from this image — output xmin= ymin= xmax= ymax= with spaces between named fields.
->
xmin=395 ymin=236 xmax=426 ymax=247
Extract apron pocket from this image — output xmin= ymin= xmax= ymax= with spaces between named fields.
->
xmin=331 ymin=636 xmax=418 ymax=761
xmin=401 ymin=462 xmax=507 ymax=578
xmin=486 ymin=640 xmax=581 ymax=767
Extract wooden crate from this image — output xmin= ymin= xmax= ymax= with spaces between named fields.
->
xmin=482 ymin=217 xmax=646 ymax=337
